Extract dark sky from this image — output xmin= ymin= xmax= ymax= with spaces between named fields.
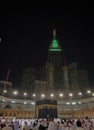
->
xmin=0 ymin=5 xmax=94 ymax=87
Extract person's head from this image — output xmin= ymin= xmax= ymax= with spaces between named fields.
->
xmin=85 ymin=116 xmax=88 ymax=119
xmin=76 ymin=120 xmax=82 ymax=127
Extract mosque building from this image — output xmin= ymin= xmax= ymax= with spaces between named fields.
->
xmin=0 ymin=30 xmax=91 ymax=119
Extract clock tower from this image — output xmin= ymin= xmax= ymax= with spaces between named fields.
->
xmin=47 ymin=30 xmax=63 ymax=91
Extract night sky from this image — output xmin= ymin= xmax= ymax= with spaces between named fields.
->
xmin=0 ymin=5 xmax=94 ymax=88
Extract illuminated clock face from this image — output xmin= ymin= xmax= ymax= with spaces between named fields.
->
xmin=52 ymin=40 xmax=58 ymax=48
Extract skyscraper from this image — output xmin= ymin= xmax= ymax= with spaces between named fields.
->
xmin=47 ymin=30 xmax=63 ymax=91
xmin=68 ymin=62 xmax=79 ymax=91
xmin=78 ymin=70 xmax=89 ymax=91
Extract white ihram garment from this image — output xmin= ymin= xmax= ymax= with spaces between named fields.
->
xmin=48 ymin=121 xmax=57 ymax=130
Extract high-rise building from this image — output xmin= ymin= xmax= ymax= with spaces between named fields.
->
xmin=68 ymin=62 xmax=79 ymax=91
xmin=47 ymin=30 xmax=63 ymax=91
xmin=78 ymin=70 xmax=89 ymax=91
xmin=21 ymin=67 xmax=36 ymax=93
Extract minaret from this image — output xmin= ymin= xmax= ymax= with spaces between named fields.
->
xmin=47 ymin=64 xmax=54 ymax=91
xmin=62 ymin=51 xmax=70 ymax=91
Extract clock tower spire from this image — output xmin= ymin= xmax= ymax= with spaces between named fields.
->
xmin=53 ymin=29 xmax=56 ymax=38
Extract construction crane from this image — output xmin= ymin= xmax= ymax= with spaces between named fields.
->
xmin=0 ymin=68 xmax=12 ymax=93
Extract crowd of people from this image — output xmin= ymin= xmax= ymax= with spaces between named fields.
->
xmin=0 ymin=116 xmax=94 ymax=130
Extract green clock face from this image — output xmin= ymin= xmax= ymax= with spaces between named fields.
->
xmin=52 ymin=39 xmax=58 ymax=48
xmin=49 ymin=38 xmax=62 ymax=51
